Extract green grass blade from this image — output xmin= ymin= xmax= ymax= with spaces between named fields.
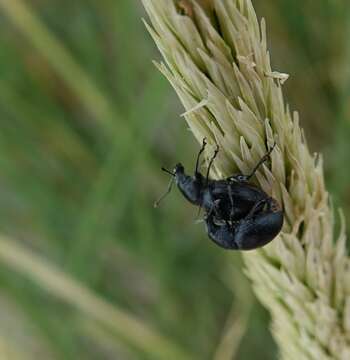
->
xmin=0 ymin=0 xmax=118 ymax=133
xmin=0 ymin=234 xmax=193 ymax=360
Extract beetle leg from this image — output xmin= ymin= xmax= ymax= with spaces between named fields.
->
xmin=245 ymin=198 xmax=269 ymax=219
xmin=246 ymin=196 xmax=281 ymax=219
xmin=203 ymin=199 xmax=221 ymax=220
xmin=245 ymin=142 xmax=276 ymax=181
xmin=194 ymin=138 xmax=207 ymax=175
xmin=205 ymin=144 xmax=219 ymax=186
xmin=226 ymin=142 xmax=276 ymax=182
xmin=227 ymin=185 xmax=235 ymax=223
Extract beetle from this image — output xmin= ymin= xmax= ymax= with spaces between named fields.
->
xmin=156 ymin=139 xmax=276 ymax=221
xmin=155 ymin=139 xmax=283 ymax=249
xmin=205 ymin=197 xmax=283 ymax=250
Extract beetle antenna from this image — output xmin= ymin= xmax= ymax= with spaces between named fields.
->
xmin=154 ymin=177 xmax=175 ymax=208
xmin=205 ymin=145 xmax=219 ymax=186
xmin=195 ymin=138 xmax=207 ymax=174
xmin=161 ymin=167 xmax=175 ymax=176
xmin=246 ymin=142 xmax=276 ymax=180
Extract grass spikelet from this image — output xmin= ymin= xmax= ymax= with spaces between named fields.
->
xmin=142 ymin=0 xmax=350 ymax=358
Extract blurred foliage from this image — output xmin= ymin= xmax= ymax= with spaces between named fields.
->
xmin=0 ymin=0 xmax=348 ymax=359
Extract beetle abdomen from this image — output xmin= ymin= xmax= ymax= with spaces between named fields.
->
xmin=234 ymin=210 xmax=284 ymax=250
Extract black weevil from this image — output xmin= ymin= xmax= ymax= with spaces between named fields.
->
xmin=156 ymin=139 xmax=283 ymax=250
xmin=205 ymin=197 xmax=283 ymax=250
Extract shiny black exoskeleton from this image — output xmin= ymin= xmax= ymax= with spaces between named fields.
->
xmin=156 ymin=139 xmax=283 ymax=250
xmin=205 ymin=198 xmax=283 ymax=250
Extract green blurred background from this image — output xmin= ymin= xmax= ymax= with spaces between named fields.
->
xmin=0 ymin=0 xmax=349 ymax=359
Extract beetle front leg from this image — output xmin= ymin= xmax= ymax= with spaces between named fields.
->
xmin=194 ymin=138 xmax=207 ymax=175
xmin=204 ymin=144 xmax=219 ymax=186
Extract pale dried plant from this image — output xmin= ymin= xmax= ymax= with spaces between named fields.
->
xmin=141 ymin=0 xmax=350 ymax=359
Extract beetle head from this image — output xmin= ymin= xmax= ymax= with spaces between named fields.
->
xmin=174 ymin=163 xmax=184 ymax=175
